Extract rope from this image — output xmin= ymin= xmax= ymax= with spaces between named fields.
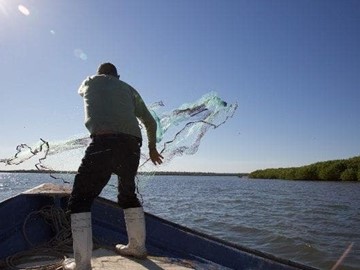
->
xmin=4 ymin=205 xmax=74 ymax=270
xmin=5 ymin=249 xmax=65 ymax=270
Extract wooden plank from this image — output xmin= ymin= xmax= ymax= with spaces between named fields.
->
xmin=90 ymin=248 xmax=195 ymax=270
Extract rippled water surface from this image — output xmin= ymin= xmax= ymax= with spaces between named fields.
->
xmin=0 ymin=173 xmax=359 ymax=270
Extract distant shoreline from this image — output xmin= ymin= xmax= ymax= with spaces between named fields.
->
xmin=0 ymin=170 xmax=247 ymax=177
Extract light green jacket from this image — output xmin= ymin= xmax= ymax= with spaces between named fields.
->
xmin=78 ymin=75 xmax=157 ymax=148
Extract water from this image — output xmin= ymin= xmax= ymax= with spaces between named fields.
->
xmin=0 ymin=173 xmax=359 ymax=270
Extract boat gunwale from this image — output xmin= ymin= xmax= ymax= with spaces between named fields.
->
xmin=95 ymin=196 xmax=318 ymax=270
xmin=0 ymin=185 xmax=319 ymax=270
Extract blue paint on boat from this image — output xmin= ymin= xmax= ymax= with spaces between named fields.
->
xmin=0 ymin=184 xmax=318 ymax=270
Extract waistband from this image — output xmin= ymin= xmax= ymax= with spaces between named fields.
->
xmin=90 ymin=133 xmax=141 ymax=142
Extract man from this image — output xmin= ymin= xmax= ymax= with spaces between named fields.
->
xmin=64 ymin=63 xmax=163 ymax=270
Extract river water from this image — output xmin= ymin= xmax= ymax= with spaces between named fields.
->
xmin=0 ymin=173 xmax=359 ymax=270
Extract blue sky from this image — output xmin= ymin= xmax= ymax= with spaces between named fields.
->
xmin=0 ymin=0 xmax=359 ymax=173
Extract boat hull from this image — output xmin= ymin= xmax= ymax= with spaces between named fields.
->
xmin=0 ymin=184 xmax=317 ymax=270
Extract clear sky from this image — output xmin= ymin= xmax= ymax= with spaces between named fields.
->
xmin=0 ymin=0 xmax=359 ymax=173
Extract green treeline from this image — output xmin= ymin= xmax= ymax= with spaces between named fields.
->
xmin=249 ymin=156 xmax=360 ymax=181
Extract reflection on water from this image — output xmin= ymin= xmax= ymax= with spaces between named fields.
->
xmin=0 ymin=173 xmax=359 ymax=270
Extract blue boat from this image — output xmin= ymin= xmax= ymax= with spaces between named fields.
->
xmin=0 ymin=184 xmax=318 ymax=270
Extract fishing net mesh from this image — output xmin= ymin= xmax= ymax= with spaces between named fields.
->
xmin=1 ymin=92 xmax=237 ymax=175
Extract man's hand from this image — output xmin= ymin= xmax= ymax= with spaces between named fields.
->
xmin=149 ymin=148 xmax=164 ymax=165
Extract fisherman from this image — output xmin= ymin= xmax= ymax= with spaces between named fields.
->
xmin=64 ymin=63 xmax=163 ymax=270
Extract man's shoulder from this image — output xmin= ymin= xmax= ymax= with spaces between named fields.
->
xmin=80 ymin=75 xmax=102 ymax=85
xmin=119 ymin=80 xmax=141 ymax=96
xmin=83 ymin=75 xmax=123 ymax=87
xmin=118 ymin=79 xmax=135 ymax=89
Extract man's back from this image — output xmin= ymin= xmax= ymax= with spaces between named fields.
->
xmin=79 ymin=74 xmax=141 ymax=138
xmin=66 ymin=62 xmax=163 ymax=270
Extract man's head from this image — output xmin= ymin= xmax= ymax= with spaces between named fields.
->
xmin=97 ymin=62 xmax=119 ymax=78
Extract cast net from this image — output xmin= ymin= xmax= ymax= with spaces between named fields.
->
xmin=0 ymin=92 xmax=237 ymax=175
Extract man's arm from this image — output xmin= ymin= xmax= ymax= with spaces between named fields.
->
xmin=78 ymin=77 xmax=91 ymax=97
xmin=133 ymin=91 xmax=163 ymax=165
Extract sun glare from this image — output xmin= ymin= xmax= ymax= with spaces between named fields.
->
xmin=0 ymin=1 xmax=32 ymax=17
xmin=0 ymin=0 xmax=9 ymax=16
xmin=18 ymin=4 xmax=30 ymax=16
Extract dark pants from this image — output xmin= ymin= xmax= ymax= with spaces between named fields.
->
xmin=68 ymin=134 xmax=142 ymax=213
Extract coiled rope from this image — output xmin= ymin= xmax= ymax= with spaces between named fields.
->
xmin=4 ymin=205 xmax=73 ymax=270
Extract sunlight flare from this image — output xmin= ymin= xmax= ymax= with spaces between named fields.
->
xmin=18 ymin=4 xmax=30 ymax=16
xmin=74 ymin=49 xmax=88 ymax=61
xmin=0 ymin=0 xmax=9 ymax=16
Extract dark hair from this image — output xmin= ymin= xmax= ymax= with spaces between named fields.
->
xmin=97 ymin=62 xmax=119 ymax=78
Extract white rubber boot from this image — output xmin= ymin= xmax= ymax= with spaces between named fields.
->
xmin=63 ymin=212 xmax=93 ymax=270
xmin=115 ymin=207 xmax=147 ymax=258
